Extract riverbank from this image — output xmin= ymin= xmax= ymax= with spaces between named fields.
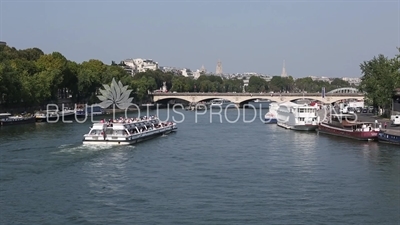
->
xmin=1 ymin=103 xmax=153 ymax=115
xmin=356 ymin=113 xmax=400 ymax=131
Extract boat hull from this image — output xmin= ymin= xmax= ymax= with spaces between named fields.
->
xmin=317 ymin=123 xmax=379 ymax=141
xmin=264 ymin=118 xmax=277 ymax=124
xmin=0 ymin=117 xmax=36 ymax=126
xmin=277 ymin=122 xmax=318 ymax=131
xmin=378 ymin=131 xmax=400 ymax=145
xmin=36 ymin=113 xmax=76 ymax=122
xmin=83 ymin=132 xmax=163 ymax=145
xmin=293 ymin=125 xmax=319 ymax=131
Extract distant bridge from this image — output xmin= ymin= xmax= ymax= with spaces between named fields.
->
xmin=327 ymin=87 xmax=359 ymax=94
xmin=151 ymin=88 xmax=364 ymax=105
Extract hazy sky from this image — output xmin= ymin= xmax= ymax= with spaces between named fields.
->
xmin=1 ymin=0 xmax=399 ymax=78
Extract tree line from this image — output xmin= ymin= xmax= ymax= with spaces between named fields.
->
xmin=1 ymin=44 xmax=397 ymax=109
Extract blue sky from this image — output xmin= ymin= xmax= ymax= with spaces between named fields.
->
xmin=1 ymin=0 xmax=399 ymax=77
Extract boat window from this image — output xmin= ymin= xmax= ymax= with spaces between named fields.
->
xmin=90 ymin=129 xmax=102 ymax=135
xmin=112 ymin=130 xmax=124 ymax=135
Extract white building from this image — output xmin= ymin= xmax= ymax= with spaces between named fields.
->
xmin=180 ymin=68 xmax=194 ymax=78
xmin=308 ymin=76 xmax=331 ymax=82
xmin=122 ymin=58 xmax=159 ymax=76
xmin=260 ymin=75 xmax=272 ymax=82
xmin=243 ymin=78 xmax=249 ymax=87
xmin=192 ymin=70 xmax=202 ymax=79
xmin=341 ymin=77 xmax=361 ymax=86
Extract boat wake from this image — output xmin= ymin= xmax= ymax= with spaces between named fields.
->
xmin=58 ymin=144 xmax=74 ymax=149
xmin=55 ymin=143 xmax=116 ymax=154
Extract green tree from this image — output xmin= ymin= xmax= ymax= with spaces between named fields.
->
xmin=359 ymin=49 xmax=400 ymax=111
xmin=130 ymin=76 xmax=157 ymax=102
xmin=247 ymin=76 xmax=268 ymax=92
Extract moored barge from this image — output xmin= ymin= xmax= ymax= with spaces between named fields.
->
xmin=0 ymin=113 xmax=36 ymax=126
xmin=317 ymin=114 xmax=380 ymax=141
xmin=378 ymin=129 xmax=400 ymax=145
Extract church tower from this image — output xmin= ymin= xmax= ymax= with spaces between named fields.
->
xmin=200 ymin=65 xmax=206 ymax=73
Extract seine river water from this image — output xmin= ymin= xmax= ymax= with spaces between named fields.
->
xmin=0 ymin=108 xmax=399 ymax=225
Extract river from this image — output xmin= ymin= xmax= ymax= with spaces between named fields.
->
xmin=0 ymin=108 xmax=399 ymax=224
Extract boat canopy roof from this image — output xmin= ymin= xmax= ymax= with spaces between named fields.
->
xmin=279 ymin=101 xmax=314 ymax=108
xmin=0 ymin=113 xmax=11 ymax=117
xmin=91 ymin=119 xmax=160 ymax=130
xmin=269 ymin=102 xmax=279 ymax=106
xmin=331 ymin=113 xmax=355 ymax=117
xmin=279 ymin=102 xmax=299 ymax=107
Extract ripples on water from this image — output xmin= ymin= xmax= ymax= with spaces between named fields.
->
xmin=0 ymin=109 xmax=399 ymax=225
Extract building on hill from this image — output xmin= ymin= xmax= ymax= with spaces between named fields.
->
xmin=121 ymin=58 xmax=159 ymax=76
xmin=181 ymin=68 xmax=194 ymax=78
xmin=192 ymin=70 xmax=202 ymax=79
xmin=0 ymin=41 xmax=6 ymax=45
xmin=159 ymin=66 xmax=182 ymax=75
xmin=200 ymin=65 xmax=206 ymax=74
xmin=308 ymin=76 xmax=331 ymax=83
xmin=341 ymin=77 xmax=361 ymax=86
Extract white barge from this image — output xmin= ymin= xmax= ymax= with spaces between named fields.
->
xmin=276 ymin=102 xmax=319 ymax=131
xmin=83 ymin=116 xmax=177 ymax=145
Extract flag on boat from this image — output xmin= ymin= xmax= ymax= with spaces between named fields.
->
xmin=322 ymin=87 xmax=326 ymax=98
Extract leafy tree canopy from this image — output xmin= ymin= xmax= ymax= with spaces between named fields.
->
xmin=359 ymin=47 xmax=400 ymax=108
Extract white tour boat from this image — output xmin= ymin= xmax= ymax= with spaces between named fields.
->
xmin=276 ymin=102 xmax=319 ymax=131
xmin=82 ymin=116 xmax=177 ymax=145
xmin=75 ymin=104 xmax=106 ymax=118
xmin=35 ymin=108 xmax=75 ymax=122
xmin=264 ymin=102 xmax=279 ymax=124
xmin=210 ymin=99 xmax=234 ymax=109
xmin=248 ymin=99 xmax=271 ymax=109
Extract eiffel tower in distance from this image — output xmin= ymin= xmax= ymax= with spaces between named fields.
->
xmin=281 ymin=60 xmax=288 ymax=77
xmin=216 ymin=60 xmax=223 ymax=75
